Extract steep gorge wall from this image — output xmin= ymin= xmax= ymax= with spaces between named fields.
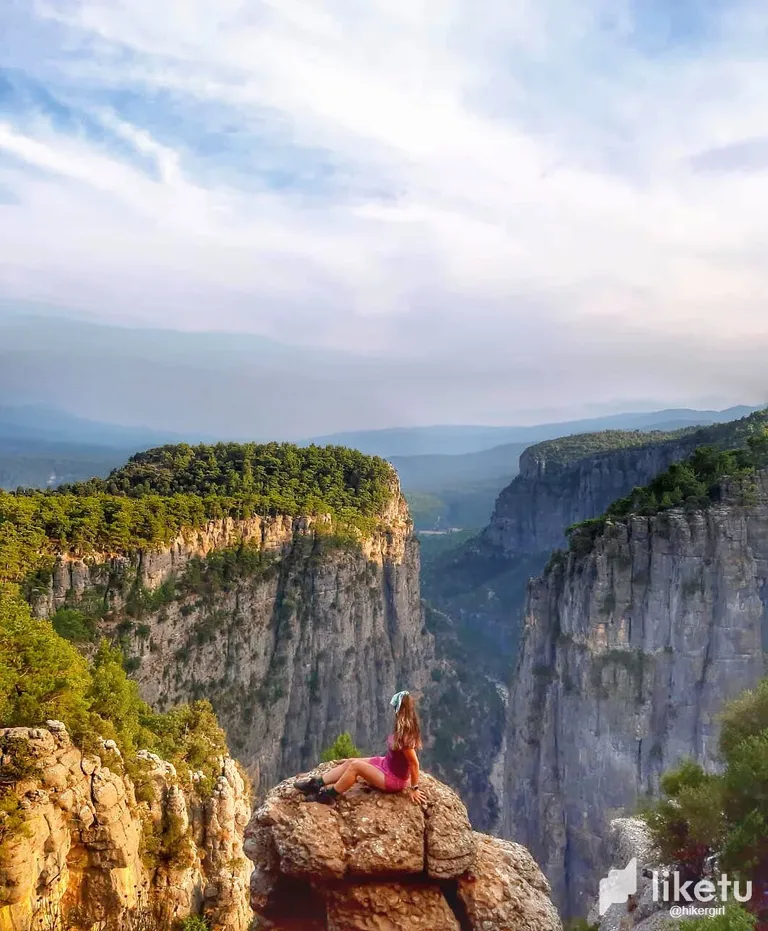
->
xmin=503 ymin=475 xmax=768 ymax=918
xmin=420 ymin=437 xmax=705 ymax=834
xmin=484 ymin=435 xmax=700 ymax=558
xmin=32 ymin=496 xmax=433 ymax=795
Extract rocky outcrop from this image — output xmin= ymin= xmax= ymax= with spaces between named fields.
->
xmin=29 ymin=489 xmax=433 ymax=796
xmin=503 ymin=474 xmax=768 ymax=919
xmin=243 ymin=766 xmax=562 ymax=930
xmin=0 ymin=723 xmax=251 ymax=931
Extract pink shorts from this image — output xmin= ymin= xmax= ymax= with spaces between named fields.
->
xmin=367 ymin=756 xmax=410 ymax=792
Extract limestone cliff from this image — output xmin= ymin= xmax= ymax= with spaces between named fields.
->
xmin=0 ymin=722 xmax=251 ymax=931
xmin=243 ymin=765 xmax=563 ymax=930
xmin=503 ymin=474 xmax=768 ymax=919
xmin=485 ymin=436 xmax=700 ymax=558
xmin=30 ymin=489 xmax=433 ymax=796
xmin=423 ymin=412 xmax=768 ymax=835
xmin=485 ymin=411 xmax=768 ymax=560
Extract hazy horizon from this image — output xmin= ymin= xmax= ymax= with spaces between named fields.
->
xmin=1 ymin=310 xmax=765 ymax=438
xmin=3 ymin=1 xmax=768 ymax=434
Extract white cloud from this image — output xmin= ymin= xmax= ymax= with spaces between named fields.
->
xmin=1 ymin=0 xmax=768 ymax=421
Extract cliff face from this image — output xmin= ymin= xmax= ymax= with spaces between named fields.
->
xmin=484 ymin=436 xmax=700 ymax=559
xmin=0 ymin=722 xmax=251 ymax=931
xmin=503 ymin=475 xmax=768 ymax=918
xmin=420 ymin=438 xmax=701 ymax=834
xmin=243 ymin=766 xmax=563 ymax=931
xmin=32 ymin=493 xmax=433 ymax=795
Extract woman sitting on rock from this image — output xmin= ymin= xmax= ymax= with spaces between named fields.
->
xmin=295 ymin=690 xmax=424 ymax=805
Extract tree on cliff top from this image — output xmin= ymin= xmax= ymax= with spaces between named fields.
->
xmin=64 ymin=441 xmax=394 ymax=515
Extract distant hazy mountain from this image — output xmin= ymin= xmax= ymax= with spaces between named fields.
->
xmin=1 ymin=403 xmax=762 ymax=507
xmin=391 ymin=442 xmax=530 ymax=490
xmin=0 ymin=406 xmax=206 ymax=490
xmin=3 ymin=313 xmax=761 ymax=442
xmin=0 ymin=438 xmax=130 ymax=490
xmin=0 ymin=405 xmax=194 ymax=449
xmin=311 ymin=406 xmax=759 ymax=457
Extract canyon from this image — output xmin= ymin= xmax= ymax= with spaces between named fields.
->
xmin=424 ymin=412 xmax=768 ymax=832
xmin=4 ymin=417 xmax=768 ymax=927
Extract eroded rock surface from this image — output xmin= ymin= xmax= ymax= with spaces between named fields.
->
xmin=244 ymin=768 xmax=562 ymax=931
xmin=0 ymin=724 xmax=251 ymax=931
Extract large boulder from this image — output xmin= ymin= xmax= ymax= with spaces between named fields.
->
xmin=244 ymin=767 xmax=562 ymax=931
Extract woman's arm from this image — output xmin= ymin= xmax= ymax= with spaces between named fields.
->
xmin=403 ymin=749 xmax=424 ymax=804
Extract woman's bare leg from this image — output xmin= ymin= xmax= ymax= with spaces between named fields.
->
xmin=333 ymin=759 xmax=387 ymax=794
xmin=321 ymin=760 xmax=353 ymax=785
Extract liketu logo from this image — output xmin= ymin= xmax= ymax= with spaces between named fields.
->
xmin=598 ymin=859 xmax=753 ymax=916
xmin=599 ymin=858 xmax=637 ymax=916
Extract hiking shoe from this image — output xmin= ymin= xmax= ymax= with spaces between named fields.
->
xmin=294 ymin=775 xmax=324 ymax=794
xmin=313 ymin=787 xmax=338 ymax=805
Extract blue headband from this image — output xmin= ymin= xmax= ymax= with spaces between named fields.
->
xmin=390 ymin=690 xmax=409 ymax=713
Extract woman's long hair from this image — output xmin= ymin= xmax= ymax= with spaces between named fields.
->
xmin=393 ymin=694 xmax=422 ymax=750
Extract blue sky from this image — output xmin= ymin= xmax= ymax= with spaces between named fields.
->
xmin=1 ymin=0 xmax=768 ymax=428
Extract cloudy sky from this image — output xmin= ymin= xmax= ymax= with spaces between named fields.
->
xmin=2 ymin=0 xmax=768 ymax=433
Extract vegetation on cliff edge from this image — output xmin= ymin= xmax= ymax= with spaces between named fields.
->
xmin=0 ymin=592 xmax=229 ymax=796
xmin=320 ymin=732 xmax=361 ymax=762
xmin=0 ymin=442 xmax=397 ymax=588
xmin=530 ymin=409 xmax=768 ymax=472
xmin=566 ymin=424 xmax=768 ymax=554
xmin=525 ymin=427 xmax=695 ymax=469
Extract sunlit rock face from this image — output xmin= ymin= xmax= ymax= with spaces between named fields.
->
xmin=30 ymin=487 xmax=433 ymax=796
xmin=243 ymin=766 xmax=563 ymax=931
xmin=0 ymin=723 xmax=251 ymax=931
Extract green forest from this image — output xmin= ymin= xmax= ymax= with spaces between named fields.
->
xmin=0 ymin=590 xmax=230 ymax=797
xmin=0 ymin=442 xmax=396 ymax=589
xmin=66 ymin=442 xmax=393 ymax=505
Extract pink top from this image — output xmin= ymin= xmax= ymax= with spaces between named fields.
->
xmin=382 ymin=735 xmax=410 ymax=780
